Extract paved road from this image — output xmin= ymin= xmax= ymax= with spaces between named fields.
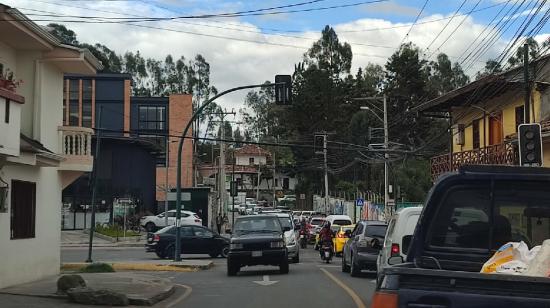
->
xmin=62 ymin=246 xmax=378 ymax=308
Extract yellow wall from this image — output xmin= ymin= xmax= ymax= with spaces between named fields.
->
xmin=452 ymin=89 xmax=542 ymax=153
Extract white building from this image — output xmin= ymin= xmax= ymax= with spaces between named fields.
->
xmin=0 ymin=5 xmax=101 ymax=289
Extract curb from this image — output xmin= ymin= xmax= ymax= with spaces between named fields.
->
xmin=61 ymin=262 xmax=213 ymax=272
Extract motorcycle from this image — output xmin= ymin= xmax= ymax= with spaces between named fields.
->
xmin=320 ymin=242 xmax=333 ymax=263
xmin=299 ymin=230 xmax=308 ymax=249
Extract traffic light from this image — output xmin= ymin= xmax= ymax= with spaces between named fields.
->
xmin=275 ymin=75 xmax=292 ymax=105
xmin=314 ymin=134 xmax=325 ymax=154
xmin=518 ymin=123 xmax=543 ymax=166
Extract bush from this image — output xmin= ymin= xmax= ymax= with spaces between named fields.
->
xmin=80 ymin=263 xmax=115 ymax=273
xmin=95 ymin=224 xmax=139 ymax=237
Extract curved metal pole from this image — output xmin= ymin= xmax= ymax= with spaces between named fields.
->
xmin=174 ymin=83 xmax=278 ymax=261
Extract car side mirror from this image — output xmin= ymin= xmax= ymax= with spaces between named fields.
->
xmin=225 ymin=229 xmax=232 ymax=235
xmin=283 ymin=226 xmax=291 ymax=232
xmin=402 ymin=235 xmax=413 ymax=254
xmin=344 ymin=230 xmax=352 ymax=238
xmin=388 ymin=255 xmax=404 ymax=265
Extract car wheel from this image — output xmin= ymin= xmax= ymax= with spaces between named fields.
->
xmin=227 ymin=258 xmax=239 ymax=276
xmin=279 ymin=259 xmax=289 ymax=274
xmin=292 ymin=253 xmax=300 ymax=263
xmin=165 ymin=245 xmax=175 ymax=259
xmin=145 ymin=222 xmax=156 ymax=233
xmin=350 ymin=254 xmax=361 ymax=277
xmin=155 ymin=250 xmax=166 ymax=259
xmin=220 ymin=246 xmax=229 ymax=258
xmin=341 ymin=253 xmax=350 ymax=273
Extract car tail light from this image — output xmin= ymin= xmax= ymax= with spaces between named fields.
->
xmin=391 ymin=243 xmax=400 ymax=256
xmin=153 ymin=234 xmax=160 ymax=242
xmin=371 ymin=291 xmax=398 ymax=308
xmin=195 ymin=219 xmax=202 ymax=223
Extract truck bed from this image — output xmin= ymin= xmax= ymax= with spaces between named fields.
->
xmin=383 ymin=266 xmax=550 ymax=308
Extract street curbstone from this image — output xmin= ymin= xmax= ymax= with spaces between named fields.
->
xmin=61 ymin=262 xmax=213 ymax=272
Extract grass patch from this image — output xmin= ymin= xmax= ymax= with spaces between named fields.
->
xmin=95 ymin=224 xmax=140 ymax=237
xmin=80 ymin=262 xmax=115 ymax=273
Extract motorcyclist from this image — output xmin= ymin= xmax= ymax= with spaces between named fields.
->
xmin=318 ymin=222 xmax=334 ymax=258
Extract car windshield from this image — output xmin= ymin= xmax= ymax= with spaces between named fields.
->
xmin=366 ymin=225 xmax=387 ymax=237
xmin=333 ymin=219 xmax=352 ymax=226
xmin=156 ymin=226 xmax=175 ymax=234
xmin=278 ymin=217 xmax=292 ymax=229
xmin=310 ymin=219 xmax=324 ymax=225
xmin=233 ymin=217 xmax=282 ymax=234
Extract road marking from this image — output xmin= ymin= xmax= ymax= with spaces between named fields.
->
xmin=317 ymin=265 xmax=340 ymax=268
xmin=320 ymin=268 xmax=366 ymax=308
xmin=163 ymin=284 xmax=192 ymax=308
xmin=253 ymin=275 xmax=279 ymax=286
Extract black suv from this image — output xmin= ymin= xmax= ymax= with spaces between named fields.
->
xmin=341 ymin=220 xmax=387 ymax=276
xmin=227 ymin=215 xmax=290 ymax=276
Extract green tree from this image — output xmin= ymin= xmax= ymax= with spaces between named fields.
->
xmin=508 ymin=37 xmax=540 ymax=67
xmin=47 ymin=23 xmax=78 ymax=45
xmin=475 ymin=59 xmax=503 ymax=80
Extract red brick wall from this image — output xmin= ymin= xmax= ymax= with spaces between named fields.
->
xmin=156 ymin=94 xmax=193 ymax=202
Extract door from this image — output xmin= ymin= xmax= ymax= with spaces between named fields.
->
xmin=166 ymin=211 xmax=176 ymax=226
xmin=179 ymin=226 xmax=196 ymax=254
xmin=489 ymin=112 xmax=503 ymax=146
xmin=192 ymin=226 xmax=217 ymax=254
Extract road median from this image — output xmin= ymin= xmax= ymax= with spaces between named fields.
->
xmin=62 ymin=260 xmax=214 ymax=272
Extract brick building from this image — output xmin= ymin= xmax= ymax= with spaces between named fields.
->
xmin=61 ymin=73 xmax=193 ymax=216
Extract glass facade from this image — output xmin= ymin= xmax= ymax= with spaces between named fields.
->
xmin=138 ymin=106 xmax=165 ymax=130
xmin=69 ymin=80 xmax=79 ymax=126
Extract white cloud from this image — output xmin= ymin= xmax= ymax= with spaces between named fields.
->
xmin=3 ymin=0 xmax=545 ymax=115
xmin=363 ymin=1 xmax=421 ymax=17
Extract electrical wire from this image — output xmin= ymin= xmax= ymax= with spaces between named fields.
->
xmin=398 ymin=0 xmax=429 ymax=46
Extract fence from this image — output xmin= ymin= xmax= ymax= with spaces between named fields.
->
xmin=312 ymin=194 xmax=422 ymax=223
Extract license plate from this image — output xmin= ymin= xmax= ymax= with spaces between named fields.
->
xmin=252 ymin=251 xmax=262 ymax=257
xmin=324 ymin=251 xmax=330 ymax=257
xmin=300 ymin=235 xmax=305 ymax=239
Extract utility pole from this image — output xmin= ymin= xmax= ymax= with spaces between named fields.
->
xmin=272 ymin=136 xmax=278 ymax=207
xmin=383 ymin=94 xmax=390 ymax=214
xmin=86 ymin=106 xmax=102 ymax=263
xmin=164 ymin=136 xmax=169 ymax=226
xmin=524 ymin=43 xmax=530 ymax=123
xmin=323 ymin=132 xmax=329 ymax=215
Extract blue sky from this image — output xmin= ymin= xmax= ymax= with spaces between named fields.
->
xmin=3 ymin=0 xmax=549 ymax=112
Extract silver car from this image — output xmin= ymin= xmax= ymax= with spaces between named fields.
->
xmin=272 ymin=213 xmax=300 ymax=263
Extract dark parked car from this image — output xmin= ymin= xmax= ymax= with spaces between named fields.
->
xmin=342 ymin=220 xmax=387 ymax=277
xmin=145 ymin=225 xmax=229 ymax=259
xmin=227 ymin=215 xmax=290 ymax=276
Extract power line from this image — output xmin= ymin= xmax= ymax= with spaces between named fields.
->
xmin=424 ymin=0 xmax=467 ymax=53
xmin=398 ymin=0 xmax=429 ymax=46
xmin=19 ymin=0 xmax=387 ymax=21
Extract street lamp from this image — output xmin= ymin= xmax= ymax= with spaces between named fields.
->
xmin=355 ymin=95 xmax=391 ymax=215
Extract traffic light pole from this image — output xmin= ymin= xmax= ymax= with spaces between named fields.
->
xmin=523 ymin=43 xmax=530 ymax=124
xmin=174 ymin=82 xmax=286 ymax=261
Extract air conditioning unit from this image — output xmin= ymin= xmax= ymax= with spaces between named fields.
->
xmin=454 ymin=124 xmax=465 ymax=145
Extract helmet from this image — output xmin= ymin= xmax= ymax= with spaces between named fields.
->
xmin=325 ymin=221 xmax=331 ymax=228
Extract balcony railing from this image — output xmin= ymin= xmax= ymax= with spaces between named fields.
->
xmin=58 ymin=126 xmax=94 ymax=171
xmin=431 ymin=142 xmax=518 ymax=181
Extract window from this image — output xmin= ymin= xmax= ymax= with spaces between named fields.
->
xmin=515 ymin=105 xmax=525 ymax=132
xmin=138 ymin=134 xmax=167 ymax=166
xmin=283 ymin=178 xmax=290 ymax=190
xmin=82 ymin=80 xmax=92 ymax=127
xmin=180 ymin=226 xmax=194 ymax=236
xmin=193 ymin=227 xmax=213 ymax=237
xmin=275 ymin=178 xmax=278 ymax=187
xmin=428 ymin=184 xmax=491 ymax=249
xmin=366 ymin=225 xmax=388 ymax=237
xmin=63 ymin=81 xmax=67 ymax=124
xmin=333 ymin=219 xmax=352 ymax=226
xmin=472 ymin=119 xmax=480 ymax=149
xmin=10 ymin=180 xmax=36 ymax=239
xmin=69 ymin=80 xmax=79 ymax=126
xmin=4 ymin=100 xmax=9 ymax=123
xmin=138 ymin=106 xmax=165 ymax=130
xmin=249 ymin=157 xmax=255 ymax=165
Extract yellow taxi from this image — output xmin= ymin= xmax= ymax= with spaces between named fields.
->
xmin=314 ymin=224 xmax=355 ymax=254
xmin=333 ymin=224 xmax=355 ymax=254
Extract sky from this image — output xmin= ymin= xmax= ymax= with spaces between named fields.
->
xmin=3 ymin=0 xmax=549 ymax=120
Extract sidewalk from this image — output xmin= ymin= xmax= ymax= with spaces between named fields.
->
xmin=62 ymin=230 xmax=145 ymax=248
xmin=0 ymin=272 xmax=175 ymax=306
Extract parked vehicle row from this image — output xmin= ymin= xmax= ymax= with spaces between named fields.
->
xmin=140 ymin=210 xmax=202 ymax=232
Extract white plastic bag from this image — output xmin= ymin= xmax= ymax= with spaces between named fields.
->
xmin=481 ymin=241 xmax=531 ymax=274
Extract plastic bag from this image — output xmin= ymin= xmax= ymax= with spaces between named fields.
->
xmin=481 ymin=241 xmax=532 ymax=274
xmin=524 ymin=239 xmax=550 ymax=277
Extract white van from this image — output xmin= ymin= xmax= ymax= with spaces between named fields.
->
xmin=325 ymin=215 xmax=353 ymax=226
xmin=377 ymin=207 xmax=422 ymax=278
